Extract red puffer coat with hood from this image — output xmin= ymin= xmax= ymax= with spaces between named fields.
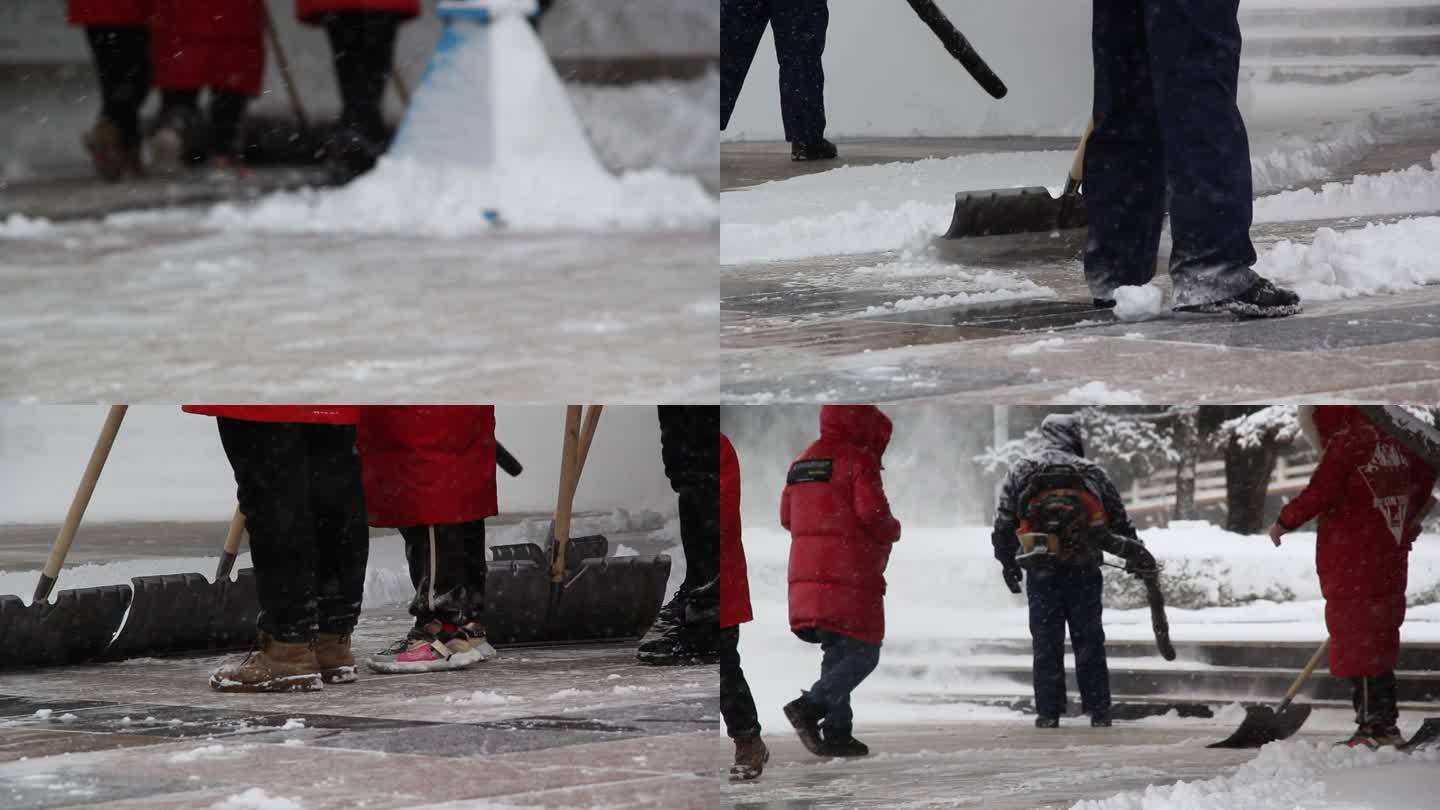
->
xmin=149 ymin=0 xmax=265 ymax=96
xmin=1279 ymin=405 xmax=1438 ymax=676
xmin=68 ymin=0 xmax=152 ymax=25
xmin=781 ymin=405 xmax=902 ymax=645
xmin=354 ymin=405 xmax=498 ymax=528
xmin=720 ymin=432 xmax=751 ymax=628
xmin=183 ymin=405 xmax=359 ymax=424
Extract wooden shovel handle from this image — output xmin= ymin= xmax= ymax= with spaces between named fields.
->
xmin=214 ymin=505 xmax=246 ymax=582
xmin=35 ymin=405 xmax=127 ymax=602
xmin=1067 ymin=117 xmax=1095 ymax=184
xmin=1277 ymin=638 xmax=1330 ymax=710
xmin=551 ymin=406 xmax=583 ymax=582
xmin=575 ymin=405 xmax=603 ymax=478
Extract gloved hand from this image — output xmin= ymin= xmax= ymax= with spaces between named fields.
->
xmin=1002 ymin=565 xmax=1023 ymax=594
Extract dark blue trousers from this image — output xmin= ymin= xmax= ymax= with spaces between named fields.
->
xmin=720 ymin=0 xmax=829 ymax=142
xmin=1083 ymin=0 xmax=1259 ymax=308
xmin=800 ymin=628 xmax=880 ymax=733
xmin=1027 ymin=565 xmax=1111 ymax=718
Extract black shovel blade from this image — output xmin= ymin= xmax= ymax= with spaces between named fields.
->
xmin=549 ymin=554 xmax=672 ymax=642
xmin=943 ymin=186 xmax=1087 ymax=239
xmin=485 ymin=558 xmax=551 ymax=646
xmin=0 ymin=586 xmax=132 ymax=670
xmin=102 ymin=569 xmax=260 ymax=661
xmin=1399 ymin=717 xmax=1440 ymax=752
xmin=1208 ymin=703 xmax=1314 ymax=749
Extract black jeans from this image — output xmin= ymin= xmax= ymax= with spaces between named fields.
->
xmin=216 ymin=419 xmax=369 ymax=643
xmin=322 ymin=11 xmax=405 ymax=139
xmin=658 ymin=407 xmax=720 ymax=604
xmin=1027 ymin=565 xmax=1111 ymax=717
xmin=800 ymin=628 xmax=880 ymax=734
xmin=1084 ymin=0 xmax=1258 ymax=308
xmin=398 ymin=520 xmax=487 ymax=628
xmin=721 ymin=626 xmax=761 ymax=738
xmin=84 ymin=25 xmax=151 ymax=147
xmin=720 ymin=0 xmax=829 ymax=141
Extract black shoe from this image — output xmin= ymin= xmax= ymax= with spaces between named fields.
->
xmin=791 ymin=137 xmax=838 ymax=161
xmin=818 ymin=727 xmax=870 ymax=757
xmin=635 ymin=623 xmax=719 ymax=666
xmin=1174 ymin=277 xmax=1301 ymax=319
xmin=1093 ymin=298 xmax=1116 ymax=310
xmin=1035 ymin=715 xmax=1059 ymax=729
xmin=783 ymin=696 xmax=827 ymax=755
xmin=1090 ymin=712 xmax=1112 ymax=728
xmin=324 ymin=124 xmax=389 ymax=183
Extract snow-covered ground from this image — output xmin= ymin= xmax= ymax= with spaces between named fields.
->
xmin=734 ymin=524 xmax=1440 ymax=733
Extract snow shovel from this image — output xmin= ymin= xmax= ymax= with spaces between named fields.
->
xmin=1209 ymin=639 xmax=1328 ymax=748
xmin=1356 ymin=405 xmax=1440 ymax=470
xmin=943 ymin=118 xmax=1093 ymax=240
xmin=0 ymin=405 xmax=133 ymax=670
xmin=483 ymin=406 xmax=670 ymax=645
xmin=100 ymin=507 xmax=261 ymax=661
xmin=1399 ymin=718 xmax=1440 ymax=752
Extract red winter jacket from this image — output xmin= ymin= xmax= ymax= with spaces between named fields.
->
xmin=149 ymin=0 xmax=265 ymax=96
xmin=68 ymin=0 xmax=153 ymax=26
xmin=781 ymin=405 xmax=901 ymax=645
xmin=354 ymin=405 xmax=498 ymax=528
xmin=1280 ymin=406 xmax=1437 ymax=675
xmin=296 ymin=0 xmax=421 ymax=24
xmin=721 ymin=432 xmax=752 ymax=628
xmin=183 ymin=405 xmax=360 ymax=424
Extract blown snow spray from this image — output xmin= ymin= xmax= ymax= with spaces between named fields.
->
xmin=389 ymin=0 xmax=613 ymax=226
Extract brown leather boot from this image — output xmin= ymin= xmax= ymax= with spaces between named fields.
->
xmin=315 ymin=632 xmax=357 ymax=684
xmin=210 ymin=632 xmax=322 ymax=693
xmin=729 ymin=735 xmax=769 ymax=782
xmin=82 ymin=118 xmax=143 ymax=182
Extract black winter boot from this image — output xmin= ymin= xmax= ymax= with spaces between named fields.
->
xmin=1035 ymin=715 xmax=1060 ymax=729
xmin=783 ymin=696 xmax=827 ymax=755
xmin=1174 ymin=277 xmax=1301 ymax=319
xmin=818 ymin=726 xmax=870 ymax=757
xmin=791 ymin=137 xmax=838 ymax=162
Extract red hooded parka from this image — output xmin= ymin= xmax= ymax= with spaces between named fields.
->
xmin=781 ymin=405 xmax=901 ymax=645
xmin=68 ymin=0 xmax=153 ymax=26
xmin=149 ymin=0 xmax=265 ymax=96
xmin=721 ymin=432 xmax=752 ymax=628
xmin=1279 ymin=405 xmax=1438 ymax=677
xmin=354 ymin=405 xmax=498 ymax=529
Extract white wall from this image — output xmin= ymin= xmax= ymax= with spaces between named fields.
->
xmin=0 ymin=405 xmax=672 ymax=523
xmin=723 ymin=0 xmax=1091 ymax=140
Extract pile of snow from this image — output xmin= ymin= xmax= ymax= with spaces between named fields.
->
xmin=861 ymin=280 xmax=1054 ymax=315
xmin=1112 ymin=285 xmax=1165 ymax=321
xmin=568 ymin=71 xmax=718 ymax=182
xmin=1059 ymin=381 xmax=1146 ymax=405
xmin=1256 ymin=216 xmax=1440 ymax=301
xmin=0 ymin=213 xmax=55 ymax=238
xmin=1071 ymin=740 xmax=1440 ymax=810
xmin=1255 ymin=152 xmax=1440 ymax=223
xmin=211 ymin=788 xmax=305 ymax=810
xmin=444 ymin=690 xmax=522 ymax=706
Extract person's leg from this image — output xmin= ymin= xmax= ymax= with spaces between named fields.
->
xmin=399 ymin=524 xmax=470 ymax=627
xmin=721 ymin=626 xmax=762 ymax=738
xmin=302 ymin=423 xmax=368 ymax=684
xmin=1082 ymin=0 xmax=1166 ymax=303
xmin=720 ymin=0 xmax=772 ymax=131
xmin=207 ymin=90 xmax=250 ymax=161
xmin=806 ymin=631 xmax=880 ymax=735
xmin=461 ymin=519 xmax=489 ymax=625
xmin=83 ymin=25 xmax=151 ymax=177
xmin=212 ymin=418 xmax=322 ymax=692
xmin=372 ymin=521 xmax=495 ymax=673
xmin=1027 ymin=569 xmax=1068 ymax=721
xmin=1145 ymin=0 xmax=1275 ymax=311
xmin=1067 ymin=566 xmax=1112 ymax=723
xmin=322 ymin=10 xmax=402 ymax=178
xmin=769 ymin=0 xmax=832 ymax=153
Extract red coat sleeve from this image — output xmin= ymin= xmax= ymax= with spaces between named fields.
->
xmin=1278 ymin=428 xmax=1365 ymax=530
xmin=852 ymin=455 xmax=901 ymax=544
xmin=780 ymin=481 xmax=792 ymax=531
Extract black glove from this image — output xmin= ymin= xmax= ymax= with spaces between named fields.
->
xmin=1002 ymin=565 xmax=1023 ymax=594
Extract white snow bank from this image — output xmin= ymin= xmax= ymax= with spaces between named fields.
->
xmin=860 ymin=275 xmax=1054 ymax=315
xmin=209 ymin=159 xmax=716 ymax=235
xmin=1256 ymin=216 xmax=1440 ymax=301
xmin=568 ymin=71 xmax=718 ymax=180
xmin=1058 ymin=381 xmax=1146 ymax=405
xmin=444 ymin=690 xmax=522 ymax=706
xmin=1070 ymin=741 xmax=1440 ymax=810
xmin=0 ymin=213 xmax=54 ymax=238
xmin=1112 ymin=285 xmax=1165 ymax=321
xmin=211 ymin=788 xmax=305 ymax=810
xmin=1255 ymin=152 xmax=1440 ymax=224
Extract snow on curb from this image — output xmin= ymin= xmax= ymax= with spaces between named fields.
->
xmin=211 ymin=788 xmax=305 ymax=810
xmin=1069 ymin=741 xmax=1440 ymax=810
xmin=1256 ymin=216 xmax=1440 ymax=301
xmin=1255 ymin=152 xmax=1440 ymax=223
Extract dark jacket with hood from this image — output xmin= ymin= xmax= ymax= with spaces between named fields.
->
xmin=781 ymin=405 xmax=902 ymax=645
xmin=992 ymin=414 xmax=1136 ymax=569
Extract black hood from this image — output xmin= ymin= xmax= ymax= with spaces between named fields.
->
xmin=1039 ymin=414 xmax=1084 ymax=457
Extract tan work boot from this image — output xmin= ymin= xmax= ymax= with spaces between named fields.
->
xmin=82 ymin=118 xmax=142 ymax=182
xmin=729 ymin=735 xmax=769 ymax=782
xmin=210 ymin=632 xmax=322 ymax=693
xmin=315 ymin=632 xmax=358 ymax=684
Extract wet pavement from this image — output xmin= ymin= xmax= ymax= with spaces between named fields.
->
xmin=0 ymin=607 xmax=721 ymax=809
